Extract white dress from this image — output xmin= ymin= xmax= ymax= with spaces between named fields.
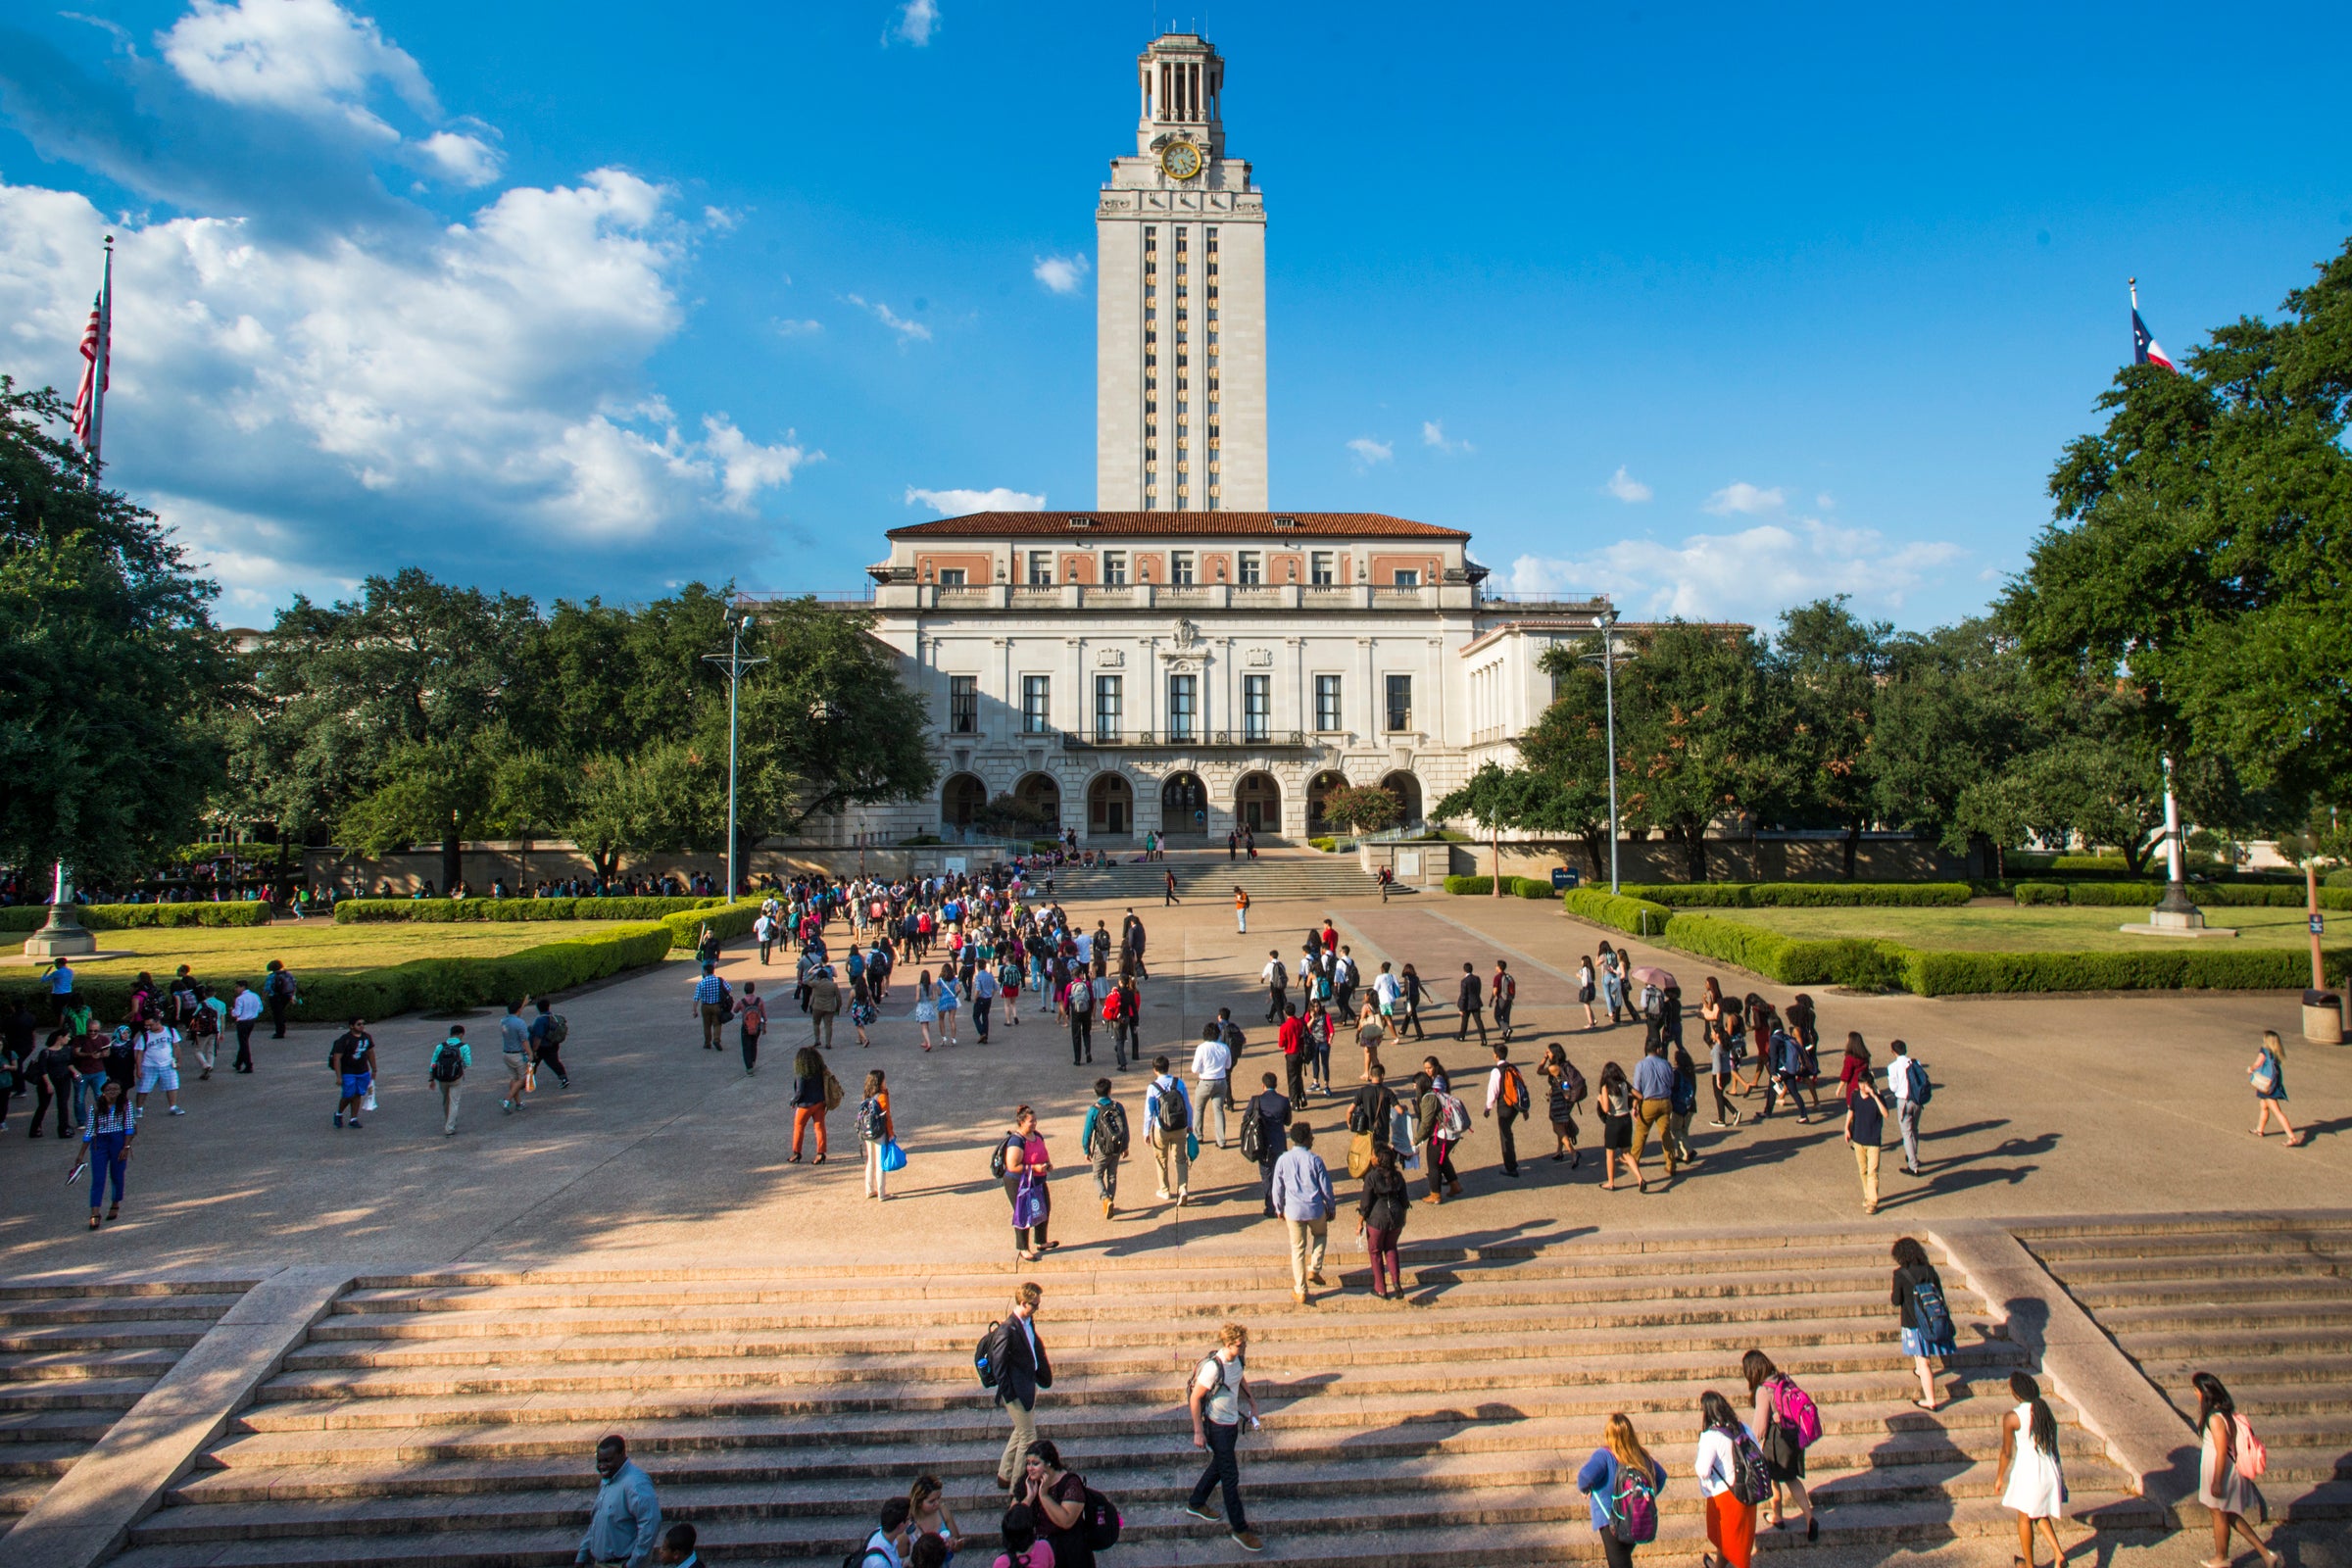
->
xmin=2001 ymin=1403 xmax=2067 ymax=1519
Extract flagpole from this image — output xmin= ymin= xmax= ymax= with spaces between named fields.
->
xmin=89 ymin=235 xmax=113 ymax=473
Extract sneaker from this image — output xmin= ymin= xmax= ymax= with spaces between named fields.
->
xmin=1233 ymin=1529 xmax=1264 ymax=1551
xmin=502 ymin=1101 xmax=513 ymax=1115
xmin=1102 ymin=1200 xmax=1114 ymax=1219
xmin=1708 ymin=1118 xmax=1728 ymax=1129
xmin=333 ymin=1113 xmax=343 ymax=1128
xmin=346 ymin=1119 xmax=363 ymax=1129
xmin=169 ymin=1106 xmax=184 ymax=1115
xmin=1182 ymin=1504 xmax=1220 ymax=1524
xmin=1156 ymin=1189 xmax=1172 ymax=1200
xmin=1176 ymin=1191 xmax=1190 ymax=1206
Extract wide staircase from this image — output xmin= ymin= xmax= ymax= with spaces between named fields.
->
xmin=1054 ymin=849 xmax=1391 ymax=906
xmin=108 ymin=1231 xmax=2158 ymax=1567
xmin=0 ymin=1278 xmax=250 ymax=1537
xmin=2019 ymin=1213 xmax=2352 ymax=1524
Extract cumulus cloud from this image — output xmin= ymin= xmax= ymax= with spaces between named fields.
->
xmin=1421 ymin=419 xmax=1472 ymax=457
xmin=1506 ymin=516 xmax=1966 ymax=621
xmin=1032 ymin=254 xmax=1089 ymax=295
xmin=162 ymin=0 xmax=437 ymax=127
xmin=1602 ymin=465 xmax=1652 ymax=503
xmin=1346 ymin=436 xmax=1393 ymax=468
xmin=1703 ymin=480 xmax=1786 ymax=515
xmin=845 ymin=293 xmax=931 ymax=343
xmin=887 ymin=0 xmax=939 ymax=45
xmin=416 ymin=127 xmax=501 ymax=185
xmin=905 ymin=486 xmax=1045 ymax=514
xmin=773 ymin=318 xmax=823 ymax=337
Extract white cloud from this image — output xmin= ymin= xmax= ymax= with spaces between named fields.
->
xmin=845 ymin=293 xmax=931 ymax=343
xmin=702 ymin=205 xmax=742 ymax=232
xmin=1703 ymin=481 xmax=1786 ymax=515
xmin=1032 ymin=254 xmax=1090 ymax=295
xmin=416 ymin=128 xmax=501 ymax=186
xmin=162 ymin=0 xmax=436 ymax=131
xmin=905 ymin=486 xmax=1045 ymax=514
xmin=888 ymin=0 xmax=940 ymax=45
xmin=1817 ymin=492 xmax=1836 ymax=510
xmin=1602 ymin=465 xmax=1652 ymax=503
xmin=1346 ymin=436 xmax=1393 ymax=468
xmin=1421 ymin=419 xmax=1472 ymax=457
xmin=773 ymin=318 xmax=823 ymax=337
xmin=1507 ymin=516 xmax=1967 ymax=621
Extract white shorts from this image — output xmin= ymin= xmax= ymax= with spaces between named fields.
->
xmin=138 ymin=1064 xmax=180 ymax=1094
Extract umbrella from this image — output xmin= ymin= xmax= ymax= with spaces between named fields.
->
xmin=1629 ymin=964 xmax=1678 ymax=991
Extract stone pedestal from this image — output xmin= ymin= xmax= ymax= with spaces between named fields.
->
xmin=2149 ymin=880 xmax=2205 ymax=930
xmin=22 ymin=905 xmax=98 ymax=959
xmin=2304 ymin=992 xmax=2344 ymax=1046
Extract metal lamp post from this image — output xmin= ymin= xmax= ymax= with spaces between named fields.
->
xmin=1576 ymin=606 xmax=1624 ymax=894
xmin=703 ymin=610 xmax=766 ymax=901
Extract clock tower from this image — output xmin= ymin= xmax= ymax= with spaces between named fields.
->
xmin=1096 ymin=33 xmax=1267 ymax=512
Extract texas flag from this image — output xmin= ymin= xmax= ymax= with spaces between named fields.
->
xmin=2132 ymin=307 xmax=2177 ymax=373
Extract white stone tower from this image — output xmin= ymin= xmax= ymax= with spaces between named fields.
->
xmin=1095 ymin=32 xmax=1267 ymax=512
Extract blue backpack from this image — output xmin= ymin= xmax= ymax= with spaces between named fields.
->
xmin=1907 ymin=1057 xmax=1933 ymax=1106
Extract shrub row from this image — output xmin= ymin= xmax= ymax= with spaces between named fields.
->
xmin=334 ymin=896 xmax=723 ymax=924
xmin=0 ymin=902 xmax=275 ymax=934
xmin=2011 ymin=882 xmax=2352 ymax=910
xmin=1512 ymin=877 xmax=1559 ymax=900
xmin=1617 ymin=882 xmax=1974 ymax=908
xmin=1562 ymin=889 xmax=1676 ymax=936
xmin=1442 ymin=875 xmax=1492 ymax=896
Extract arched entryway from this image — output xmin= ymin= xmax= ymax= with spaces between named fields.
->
xmin=1161 ymin=771 xmax=1208 ymax=835
xmin=941 ymin=772 xmax=988 ymax=829
xmin=1381 ymin=771 xmax=1423 ymax=827
xmin=1235 ymin=771 xmax=1282 ymax=835
xmin=1087 ymin=772 xmax=1133 ymax=837
xmin=1014 ymin=771 xmax=1062 ymax=831
xmin=1305 ymin=770 xmax=1349 ymax=836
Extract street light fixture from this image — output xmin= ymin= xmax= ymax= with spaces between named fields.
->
xmin=1579 ymin=605 xmax=1624 ymax=895
xmin=704 ymin=608 xmax=768 ymax=900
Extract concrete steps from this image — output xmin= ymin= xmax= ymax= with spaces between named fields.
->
xmin=108 ymin=1233 xmax=2157 ymax=1568
xmin=2020 ymin=1215 xmax=2352 ymax=1524
xmin=0 ymin=1283 xmax=244 ymax=1532
xmin=1051 ymin=853 xmax=1389 ymax=904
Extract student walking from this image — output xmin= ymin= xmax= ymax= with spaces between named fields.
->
xmin=529 ymin=998 xmax=571 ymax=1089
xmin=329 ymin=1019 xmax=374 ymax=1129
xmin=263 ymin=959 xmax=297 ymax=1039
xmin=1742 ymin=1350 xmax=1817 ymax=1540
xmin=1453 ymin=962 xmax=1487 ymax=1046
xmin=692 ymin=963 xmax=728 ymax=1051
xmin=990 ymin=1283 xmax=1051 ymax=1493
xmin=76 ymin=1078 xmax=135 ymax=1229
xmin=1233 ymin=887 xmax=1250 ymax=933
xmin=1890 ymin=1237 xmax=1958 ymax=1410
xmin=736 ymin=981 xmax=767 ymax=1072
xmin=1277 ymin=1005 xmax=1307 ymax=1106
xmin=130 ymin=1019 xmax=183 ymax=1121
xmin=1886 ymin=1039 xmax=1927 ymax=1173
xmin=577 ymin=1434 xmax=661 ymax=1568
xmin=1483 ymin=1043 xmax=1528 ymax=1178
xmin=1192 ymin=1026 xmax=1234 ymax=1148
xmin=1163 ymin=868 xmax=1180 ymax=906
xmin=2248 ymin=1029 xmax=2304 ymax=1146
xmin=858 ymin=1070 xmax=893 ymax=1200
xmin=1357 ymin=1145 xmax=1409 ymax=1299
xmin=229 ymin=981 xmax=262 ymax=1072
xmin=1182 ymin=1322 xmax=1264 ymax=1552
xmin=1246 ymin=1072 xmax=1291 ymax=1216
xmin=1694 ymin=1390 xmax=1763 ymax=1568
xmin=1260 ymin=952 xmax=1288 ymax=1024
xmin=1844 ymin=1069 xmax=1888 ymax=1214
xmin=2190 ymin=1372 xmax=2279 ymax=1568
xmin=1270 ymin=1122 xmax=1336 ymax=1304
xmin=1145 ymin=1057 xmax=1193 ymax=1204
xmin=1540 ymin=1043 xmax=1585 ymax=1166
xmin=1995 ymin=1372 xmax=2068 ymax=1568
xmin=499 ymin=1000 xmax=532 ymax=1114
xmin=809 ymin=965 xmax=845 ymax=1049
xmin=1491 ymin=959 xmax=1517 ymax=1043
xmin=1413 ymin=1070 xmax=1464 ymax=1202
xmin=789 ymin=1046 xmax=830 ymax=1162
xmin=427 ymin=1027 xmax=470 ymax=1136
xmin=1577 ymin=955 xmax=1598 ymax=1029
xmin=1080 ymin=1080 xmax=1129 ymax=1219
xmin=1576 ymin=1413 xmax=1666 ymax=1568
xmin=1060 ymin=972 xmax=1094 ymax=1066
xmin=972 ymin=964 xmax=997 ymax=1043
xmin=1399 ymin=962 xmax=1427 ymax=1040
xmin=913 ymin=970 xmax=938 ymax=1052
xmin=1002 ymin=1105 xmax=1055 ymax=1261
xmin=1597 ymin=1062 xmax=1639 ymax=1192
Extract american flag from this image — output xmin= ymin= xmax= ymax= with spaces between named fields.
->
xmin=71 ymin=288 xmax=108 ymax=452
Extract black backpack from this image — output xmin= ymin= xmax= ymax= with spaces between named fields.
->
xmin=428 ymin=1042 xmax=466 ymax=1083
xmin=973 ymin=1319 xmax=1007 ymax=1389
xmin=990 ymin=1132 xmax=1021 ymax=1180
xmin=1088 ymin=1102 xmax=1129 ymax=1160
xmin=1240 ymin=1104 xmax=1265 ymax=1162
xmin=1154 ymin=1083 xmax=1190 ymax=1133
xmin=1081 ymin=1486 xmax=1123 ymax=1550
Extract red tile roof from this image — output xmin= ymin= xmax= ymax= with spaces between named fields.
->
xmin=886 ymin=511 xmax=1470 ymax=541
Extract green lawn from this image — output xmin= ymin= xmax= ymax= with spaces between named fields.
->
xmin=1711 ymin=902 xmax=2325 ymax=953
xmin=21 ymin=921 xmax=654 ymax=982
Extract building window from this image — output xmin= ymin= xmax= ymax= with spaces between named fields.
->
xmin=1170 ymin=551 xmax=1196 ymax=585
xmin=1309 ymin=552 xmax=1335 ymax=587
xmin=1237 ymin=550 xmax=1261 ymax=586
xmin=1023 ymin=675 xmax=1051 ymax=734
xmin=1095 ymin=674 xmax=1122 ymax=742
xmin=1167 ymin=673 xmax=1199 ymax=741
xmin=1314 ymin=674 xmax=1343 ymax=732
xmin=1385 ymin=673 xmax=1413 ymax=733
xmin=949 ymin=675 xmax=977 ymax=734
xmin=1243 ymin=674 xmax=1270 ymax=741
xmin=1027 ymin=552 xmax=1052 ymax=586
xmin=936 ymin=568 xmax=966 ymax=587
xmin=1103 ymin=552 xmax=1128 ymax=586
xmin=1392 ymin=567 xmax=1420 ymax=587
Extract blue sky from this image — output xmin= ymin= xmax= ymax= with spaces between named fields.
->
xmin=4 ymin=1 xmax=2348 ymax=628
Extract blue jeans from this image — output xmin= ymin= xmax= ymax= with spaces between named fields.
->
xmin=1187 ymin=1418 xmax=1249 ymax=1529
xmin=74 ymin=1070 xmax=107 ymax=1129
xmin=87 ymin=1131 xmax=128 ymax=1209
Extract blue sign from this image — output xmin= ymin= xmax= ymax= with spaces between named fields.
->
xmin=2313 ymin=914 xmax=2327 ymax=936
xmin=1552 ymin=867 xmax=1581 ymax=890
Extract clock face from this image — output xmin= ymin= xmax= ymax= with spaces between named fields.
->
xmin=1160 ymin=142 xmax=1202 ymax=181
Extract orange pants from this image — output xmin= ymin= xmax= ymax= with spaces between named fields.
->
xmin=793 ymin=1105 xmax=827 ymax=1157
xmin=1706 ymin=1489 xmax=1756 ymax=1568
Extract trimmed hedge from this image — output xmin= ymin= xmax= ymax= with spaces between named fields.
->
xmin=1903 ymin=946 xmax=2349 ymax=997
xmin=334 ymin=896 xmax=723 ymax=924
xmin=0 ymin=902 xmax=275 ymax=933
xmin=1443 ymin=875 xmax=1494 ymax=896
xmin=1562 ymin=889 xmax=1676 ymax=936
xmin=2010 ymin=882 xmax=2352 ymax=910
xmin=1511 ymin=877 xmax=1559 ymax=900
xmin=1618 ymin=882 xmax=1973 ymax=908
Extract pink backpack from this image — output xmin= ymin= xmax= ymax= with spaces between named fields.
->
xmin=2232 ymin=1415 xmax=2268 ymax=1478
xmin=1773 ymin=1376 xmax=1823 ymax=1448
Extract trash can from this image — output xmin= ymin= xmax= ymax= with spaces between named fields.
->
xmin=2303 ymin=989 xmax=2344 ymax=1046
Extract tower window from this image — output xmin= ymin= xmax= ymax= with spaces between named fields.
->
xmin=1310 ymin=552 xmax=1335 ymax=587
xmin=1027 ymin=551 xmax=1052 ymax=586
xmin=1102 ymin=552 xmax=1128 ymax=586
xmin=1170 ymin=551 xmax=1196 ymax=585
xmin=1237 ymin=551 xmax=1261 ymax=586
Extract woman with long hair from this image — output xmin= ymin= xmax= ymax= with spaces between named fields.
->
xmin=1838 ymin=1032 xmax=1873 ymax=1105
xmin=1540 ymin=1042 xmax=1582 ymax=1166
xmin=1694 ymin=1389 xmax=1758 ymax=1568
xmin=1994 ymin=1371 xmax=2068 ymax=1568
xmin=1740 ymin=1349 xmax=1815 ymax=1539
xmin=1597 ymin=1062 xmax=1639 ymax=1193
xmin=2248 ymin=1029 xmax=2303 ymax=1146
xmin=858 ymin=1069 xmax=893 ymax=1200
xmin=2190 ymin=1371 xmax=2278 ymax=1568
xmin=1574 ymin=1411 xmax=1667 ymax=1567
xmin=789 ymin=1045 xmax=830 ymax=1164
xmin=906 ymin=1473 xmax=967 ymax=1564
xmin=1577 ymin=955 xmax=1598 ymax=1030
xmin=1357 ymin=1143 xmax=1409 ymax=1299
xmin=1003 ymin=1105 xmax=1055 ymax=1262
xmin=1890 ymin=1237 xmax=1956 ymax=1409
xmin=1399 ymin=961 xmax=1427 ymax=1040
xmin=912 ymin=969 xmax=937 ymax=1052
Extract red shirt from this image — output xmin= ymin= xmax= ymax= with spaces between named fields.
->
xmin=1278 ymin=1015 xmax=1307 ymax=1057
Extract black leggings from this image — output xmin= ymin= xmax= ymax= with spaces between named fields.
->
xmin=30 ymin=1071 xmax=74 ymax=1135
xmin=1712 ymin=1073 xmax=1737 ymax=1121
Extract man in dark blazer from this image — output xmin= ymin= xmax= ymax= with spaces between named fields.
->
xmin=994 ymin=1281 xmax=1051 ymax=1490
xmin=1248 ymin=1072 xmax=1293 ymax=1217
